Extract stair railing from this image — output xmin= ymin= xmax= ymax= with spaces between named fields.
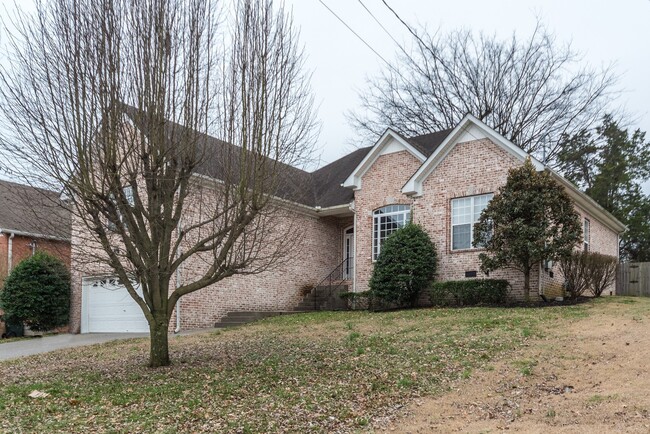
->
xmin=310 ymin=256 xmax=353 ymax=310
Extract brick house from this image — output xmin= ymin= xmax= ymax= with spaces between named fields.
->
xmin=70 ymin=114 xmax=625 ymax=333
xmin=0 ymin=180 xmax=71 ymax=334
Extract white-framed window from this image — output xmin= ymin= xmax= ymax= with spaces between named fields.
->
xmin=451 ymin=193 xmax=493 ymax=250
xmin=583 ymin=218 xmax=590 ymax=251
xmin=372 ymin=204 xmax=410 ymax=260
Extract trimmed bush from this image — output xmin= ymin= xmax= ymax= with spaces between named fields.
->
xmin=369 ymin=224 xmax=437 ymax=308
xmin=0 ymin=252 xmax=70 ymax=332
xmin=429 ymin=279 xmax=509 ymax=306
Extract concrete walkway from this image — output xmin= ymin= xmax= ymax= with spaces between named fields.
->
xmin=0 ymin=333 xmax=149 ymax=361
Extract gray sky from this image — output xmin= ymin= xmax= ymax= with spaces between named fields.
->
xmin=285 ymin=0 xmax=650 ymax=167
xmin=1 ymin=0 xmax=649 ymax=191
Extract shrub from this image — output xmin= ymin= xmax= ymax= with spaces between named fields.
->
xmin=0 ymin=252 xmax=70 ymax=331
xmin=585 ymin=253 xmax=618 ymax=297
xmin=429 ymin=279 xmax=509 ymax=306
xmin=559 ymin=251 xmax=590 ymax=300
xmin=560 ymin=251 xmax=618 ymax=299
xmin=369 ymin=224 xmax=437 ymax=308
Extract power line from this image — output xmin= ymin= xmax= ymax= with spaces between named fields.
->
xmin=315 ymin=0 xmax=392 ymax=68
xmin=356 ymin=0 xmax=404 ymax=51
xmin=380 ymin=0 xmax=430 ymax=50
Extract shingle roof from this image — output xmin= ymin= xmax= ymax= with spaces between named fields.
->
xmin=0 ymin=179 xmax=71 ymax=240
xmin=406 ymin=129 xmax=453 ymax=157
xmin=311 ymin=146 xmax=372 ymax=208
xmin=123 ymin=106 xmax=451 ymax=209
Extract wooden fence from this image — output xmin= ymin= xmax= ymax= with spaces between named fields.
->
xmin=617 ymin=262 xmax=650 ymax=296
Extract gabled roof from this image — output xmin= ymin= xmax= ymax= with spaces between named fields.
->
xmin=121 ymin=107 xmax=627 ymax=233
xmin=402 ymin=114 xmax=545 ymax=196
xmin=342 ymin=128 xmax=433 ymax=190
xmin=401 ymin=114 xmax=626 ymax=234
xmin=0 ymin=179 xmax=71 ymax=240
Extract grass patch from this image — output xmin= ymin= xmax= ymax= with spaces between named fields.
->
xmin=0 ymin=303 xmax=591 ymax=432
xmin=587 ymin=394 xmax=619 ymax=406
xmin=513 ymin=358 xmax=538 ymax=376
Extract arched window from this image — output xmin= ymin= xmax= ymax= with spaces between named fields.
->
xmin=372 ymin=205 xmax=410 ymax=260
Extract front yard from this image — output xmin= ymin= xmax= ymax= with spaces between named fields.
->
xmin=0 ymin=298 xmax=646 ymax=432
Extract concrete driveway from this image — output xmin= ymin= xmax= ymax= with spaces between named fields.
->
xmin=0 ymin=333 xmax=149 ymax=361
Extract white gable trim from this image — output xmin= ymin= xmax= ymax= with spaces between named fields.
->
xmin=401 ymin=114 xmax=545 ymax=196
xmin=342 ymin=128 xmax=426 ymax=190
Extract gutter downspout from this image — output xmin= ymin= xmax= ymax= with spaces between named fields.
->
xmin=7 ymin=232 xmax=15 ymax=274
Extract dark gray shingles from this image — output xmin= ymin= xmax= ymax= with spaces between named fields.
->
xmin=0 ymin=180 xmax=70 ymax=239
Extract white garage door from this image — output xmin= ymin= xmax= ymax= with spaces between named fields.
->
xmin=82 ymin=277 xmax=149 ymax=333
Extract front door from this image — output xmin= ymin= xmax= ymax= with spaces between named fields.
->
xmin=343 ymin=227 xmax=354 ymax=280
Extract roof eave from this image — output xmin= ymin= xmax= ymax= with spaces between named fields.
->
xmin=0 ymin=228 xmax=70 ymax=242
xmin=547 ymin=170 xmax=627 ymax=234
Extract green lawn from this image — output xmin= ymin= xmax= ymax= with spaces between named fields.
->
xmin=0 ymin=304 xmax=589 ymax=433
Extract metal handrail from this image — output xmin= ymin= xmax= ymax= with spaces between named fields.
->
xmin=313 ymin=256 xmax=353 ymax=291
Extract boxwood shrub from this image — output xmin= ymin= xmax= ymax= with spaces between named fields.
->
xmin=0 ymin=251 xmax=70 ymax=331
xmin=429 ymin=279 xmax=509 ymax=306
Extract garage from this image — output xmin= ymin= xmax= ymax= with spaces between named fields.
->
xmin=81 ymin=277 xmax=149 ymax=333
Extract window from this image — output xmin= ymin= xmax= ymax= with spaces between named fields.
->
xmin=583 ymin=218 xmax=590 ymax=251
xmin=451 ymin=193 xmax=493 ymax=250
xmin=372 ymin=204 xmax=410 ymax=260
xmin=108 ymin=185 xmax=135 ymax=231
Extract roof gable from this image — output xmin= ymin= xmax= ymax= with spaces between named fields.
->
xmin=402 ymin=114 xmax=545 ymax=196
xmin=342 ymin=128 xmax=426 ymax=190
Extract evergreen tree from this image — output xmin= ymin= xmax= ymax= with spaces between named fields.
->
xmin=474 ymin=159 xmax=582 ymax=300
xmin=557 ymin=115 xmax=650 ymax=260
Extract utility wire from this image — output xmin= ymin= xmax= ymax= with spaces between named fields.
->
xmin=356 ymin=0 xmax=404 ymax=52
xmin=316 ymin=0 xmax=392 ymax=68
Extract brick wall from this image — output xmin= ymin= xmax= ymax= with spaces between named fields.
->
xmin=353 ymin=149 xmax=422 ymax=292
xmin=352 ymin=138 xmax=621 ymax=302
xmin=539 ymin=205 xmax=620 ymax=297
xmin=0 ymin=234 xmax=71 ymax=336
xmin=69 ymin=202 xmax=349 ymax=333
xmin=413 ymin=139 xmax=535 ymax=300
xmin=0 ymin=234 xmax=70 ymax=284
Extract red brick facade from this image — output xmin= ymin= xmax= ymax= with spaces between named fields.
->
xmin=0 ymin=234 xmax=70 ymax=284
xmin=0 ymin=233 xmax=71 ymax=335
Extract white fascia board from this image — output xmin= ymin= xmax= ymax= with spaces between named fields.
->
xmin=0 ymin=228 xmax=70 ymax=242
xmin=342 ymin=128 xmax=426 ymax=190
xmin=548 ymin=170 xmax=627 ymax=234
xmin=402 ymin=114 xmax=544 ymax=196
xmin=315 ymin=203 xmax=353 ymax=217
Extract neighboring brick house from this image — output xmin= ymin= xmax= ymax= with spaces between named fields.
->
xmin=0 ymin=180 xmax=71 ymax=334
xmin=71 ymin=113 xmax=625 ymax=333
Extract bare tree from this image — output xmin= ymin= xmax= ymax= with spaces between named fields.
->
xmin=349 ymin=23 xmax=619 ymax=163
xmin=0 ymin=0 xmax=317 ymax=367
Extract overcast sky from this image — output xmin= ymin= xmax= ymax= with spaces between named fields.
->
xmin=1 ymin=0 xmax=649 ymax=190
xmin=284 ymin=0 xmax=650 ymax=165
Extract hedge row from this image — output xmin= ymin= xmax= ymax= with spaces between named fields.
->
xmin=429 ymin=279 xmax=509 ymax=306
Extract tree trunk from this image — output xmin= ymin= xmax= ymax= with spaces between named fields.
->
xmin=523 ymin=268 xmax=531 ymax=302
xmin=149 ymin=315 xmax=170 ymax=368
